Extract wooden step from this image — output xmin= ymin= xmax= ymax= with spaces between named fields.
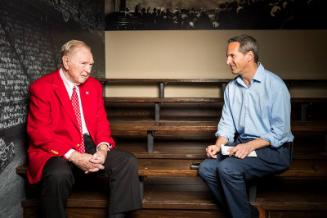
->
xmin=257 ymin=190 xmax=327 ymax=211
xmin=138 ymin=159 xmax=327 ymax=179
xmin=17 ymin=158 xmax=327 ymax=179
xmin=21 ymin=177 xmax=327 ymax=217
xmin=256 ymin=179 xmax=327 ymax=211
xmin=105 ymin=97 xmax=327 ymax=104
xmin=108 ymin=108 xmax=219 ymax=121
xmin=22 ymin=178 xmax=327 ymax=218
xmin=98 ymin=78 xmax=327 ymax=86
xmin=21 ymin=178 xmax=225 ymax=218
xmin=105 ymin=97 xmax=224 ymax=104
xmin=110 ymin=120 xmax=218 ymax=137
xmin=139 ymin=159 xmax=199 ymax=177
xmin=143 ymin=178 xmax=327 ymax=211
xmin=279 ymin=159 xmax=327 ymax=178
xmin=22 ymin=191 xmax=107 ymax=218
xmin=98 ymin=78 xmax=231 ymax=85
xmin=116 ymin=139 xmax=327 ymax=160
xmin=292 ymin=121 xmax=327 ymax=133
xmin=293 ymin=152 xmax=327 ymax=160
xmin=142 ymin=177 xmax=327 ymax=218
xmin=132 ymin=209 xmax=224 ymax=218
xmin=110 ymin=120 xmax=327 ymax=137
xmin=118 ymin=141 xmax=207 ymax=159
xmin=291 ymin=97 xmax=327 ymax=103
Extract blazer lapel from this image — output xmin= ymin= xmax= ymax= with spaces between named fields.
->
xmin=52 ymin=71 xmax=79 ymax=130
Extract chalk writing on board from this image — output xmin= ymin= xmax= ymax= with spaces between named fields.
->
xmin=0 ymin=138 xmax=14 ymax=173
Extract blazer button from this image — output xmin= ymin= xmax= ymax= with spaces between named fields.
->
xmin=77 ymin=144 xmax=80 ymax=147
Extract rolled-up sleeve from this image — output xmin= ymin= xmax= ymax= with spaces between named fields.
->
xmin=215 ymin=85 xmax=236 ymax=144
xmin=260 ymin=84 xmax=292 ymax=148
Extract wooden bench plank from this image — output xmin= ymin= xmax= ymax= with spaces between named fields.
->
xmin=256 ymin=180 xmax=327 ymax=211
xmin=138 ymin=159 xmax=327 ymax=179
xmin=132 ymin=209 xmax=225 ymax=218
xmin=110 ymin=120 xmax=218 ymax=137
xmin=143 ymin=189 xmax=217 ymax=210
xmin=279 ymin=159 xmax=327 ymax=178
xmin=98 ymin=78 xmax=231 ymax=85
xmin=294 ymin=152 xmax=327 ymax=160
xmin=291 ymin=97 xmax=327 ymax=103
xmin=256 ymin=191 xmax=327 ymax=211
xmin=106 ymin=97 xmax=327 ymax=104
xmin=22 ymin=178 xmax=327 ymax=211
xmin=292 ymin=121 xmax=327 ymax=133
xmin=119 ymin=141 xmax=207 ymax=159
xmin=22 ymin=184 xmax=326 ymax=218
xmin=139 ymin=159 xmax=199 ymax=177
xmin=110 ymin=120 xmax=327 ymax=137
xmin=105 ymin=97 xmax=224 ymax=104
xmin=119 ymin=142 xmax=326 ymax=160
xmin=22 ymin=191 xmax=107 ymax=208
xmin=142 ymin=177 xmax=327 ymax=212
xmin=16 ymin=157 xmax=327 ymax=179
xmin=98 ymin=78 xmax=327 ymax=86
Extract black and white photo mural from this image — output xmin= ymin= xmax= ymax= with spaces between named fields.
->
xmin=105 ymin=0 xmax=327 ymax=30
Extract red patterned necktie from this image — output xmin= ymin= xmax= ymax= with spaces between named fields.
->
xmin=71 ymin=86 xmax=85 ymax=153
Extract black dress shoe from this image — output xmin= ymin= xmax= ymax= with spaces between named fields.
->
xmin=109 ymin=213 xmax=125 ymax=218
xmin=251 ymin=205 xmax=259 ymax=218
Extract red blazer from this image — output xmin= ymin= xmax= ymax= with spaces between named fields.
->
xmin=27 ymin=70 xmax=116 ymax=184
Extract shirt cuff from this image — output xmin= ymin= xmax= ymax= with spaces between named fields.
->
xmin=64 ymin=149 xmax=76 ymax=159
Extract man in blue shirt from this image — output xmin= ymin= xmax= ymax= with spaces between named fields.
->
xmin=199 ymin=34 xmax=294 ymax=218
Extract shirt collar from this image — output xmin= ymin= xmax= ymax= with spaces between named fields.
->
xmin=59 ymin=68 xmax=77 ymax=98
xmin=235 ymin=63 xmax=265 ymax=87
xmin=252 ymin=63 xmax=265 ymax=83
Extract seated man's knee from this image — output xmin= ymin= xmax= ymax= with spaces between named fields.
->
xmin=43 ymin=158 xmax=74 ymax=187
xmin=107 ymin=151 xmax=138 ymax=172
xmin=124 ymin=152 xmax=138 ymax=167
xmin=217 ymin=159 xmax=242 ymax=179
xmin=199 ymin=160 xmax=217 ymax=179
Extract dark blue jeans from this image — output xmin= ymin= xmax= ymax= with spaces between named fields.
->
xmin=198 ymin=138 xmax=290 ymax=218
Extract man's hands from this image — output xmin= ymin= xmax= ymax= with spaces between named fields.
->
xmin=228 ymin=143 xmax=254 ymax=159
xmin=69 ymin=143 xmax=109 ymax=173
xmin=205 ymin=137 xmax=267 ymax=159
xmin=205 ymin=143 xmax=255 ymax=159
xmin=69 ymin=148 xmax=108 ymax=174
xmin=69 ymin=152 xmax=104 ymax=173
xmin=206 ymin=144 xmax=221 ymax=159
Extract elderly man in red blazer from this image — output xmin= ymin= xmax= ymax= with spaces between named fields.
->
xmin=27 ymin=40 xmax=141 ymax=218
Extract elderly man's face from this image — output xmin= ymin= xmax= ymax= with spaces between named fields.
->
xmin=62 ymin=46 xmax=94 ymax=85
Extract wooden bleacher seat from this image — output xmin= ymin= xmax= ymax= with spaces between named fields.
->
xmin=19 ymin=78 xmax=327 ymax=217
xmin=16 ymin=156 xmax=327 ymax=182
xmin=110 ymin=120 xmax=327 ymax=136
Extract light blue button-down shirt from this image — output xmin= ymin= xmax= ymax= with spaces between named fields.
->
xmin=216 ymin=64 xmax=294 ymax=148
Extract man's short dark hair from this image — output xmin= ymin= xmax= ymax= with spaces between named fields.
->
xmin=228 ymin=34 xmax=259 ymax=63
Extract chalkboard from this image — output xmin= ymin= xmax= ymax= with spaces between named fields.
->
xmin=0 ymin=25 xmax=29 ymax=172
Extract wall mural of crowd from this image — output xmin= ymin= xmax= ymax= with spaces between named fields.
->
xmin=105 ymin=0 xmax=327 ymax=30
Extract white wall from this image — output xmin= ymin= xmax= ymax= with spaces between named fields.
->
xmin=105 ymin=30 xmax=327 ymax=97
